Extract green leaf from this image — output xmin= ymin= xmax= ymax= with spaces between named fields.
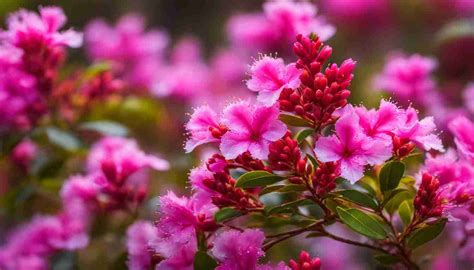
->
xmin=279 ymin=114 xmax=312 ymax=127
xmin=406 ymin=219 xmax=447 ymax=249
xmin=79 ymin=121 xmax=129 ymax=136
xmin=260 ymin=184 xmax=307 ymax=196
xmin=335 ymin=190 xmax=378 ymax=210
xmin=266 ymin=199 xmax=314 ymax=215
xmin=379 ymin=161 xmax=405 ymax=192
xmin=214 ymin=207 xmax=243 ymax=222
xmin=235 ymin=171 xmax=284 ymax=188
xmin=383 ymin=189 xmax=413 ymax=214
xmin=194 ymin=251 xmax=218 ymax=270
xmin=259 ymin=185 xmax=285 ymax=195
xmin=306 ymin=154 xmax=319 ymax=169
xmin=295 ymin=129 xmax=314 ymax=144
xmin=46 ymin=127 xmax=81 ymax=151
xmin=398 ymin=200 xmax=413 ymax=226
xmin=374 ymin=253 xmax=401 ymax=265
xmin=336 ymin=207 xmax=387 ymax=239
xmin=83 ymin=62 xmax=111 ymax=79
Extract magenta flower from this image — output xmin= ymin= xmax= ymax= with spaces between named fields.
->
xmin=87 ymin=136 xmax=169 ymax=174
xmin=152 ymin=37 xmax=210 ymax=101
xmin=220 ymin=101 xmax=286 ymax=160
xmin=152 ymin=192 xmax=217 ymax=269
xmin=354 ymin=100 xmax=399 ymax=143
xmin=423 ymin=149 xmax=474 ymax=186
xmin=374 ymin=54 xmax=437 ymax=107
xmin=3 ymin=6 xmax=82 ymax=48
xmin=212 ymin=229 xmax=266 ymax=270
xmin=449 ymin=116 xmax=474 ymax=163
xmin=126 ymin=221 xmax=157 ymax=270
xmin=11 ymin=139 xmax=37 ymax=171
xmin=247 ymin=56 xmax=301 ymax=106
xmin=85 ymin=14 xmax=168 ymax=89
xmin=463 ymin=83 xmax=474 ymax=114
xmin=185 ymin=106 xmax=224 ymax=153
xmin=395 ymin=107 xmax=444 ymax=152
xmin=227 ymin=0 xmax=334 ymax=54
xmin=315 ymin=112 xmax=392 ymax=183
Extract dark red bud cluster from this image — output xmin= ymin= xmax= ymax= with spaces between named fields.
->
xmin=209 ymin=124 xmax=228 ymax=139
xmin=18 ymin=36 xmax=66 ymax=94
xmin=414 ymin=173 xmax=444 ymax=219
xmin=279 ymin=34 xmax=355 ymax=128
xmin=392 ymin=135 xmax=416 ymax=159
xmin=234 ymin=151 xmax=268 ymax=171
xmin=312 ymin=161 xmax=340 ymax=196
xmin=288 ymin=251 xmax=321 ymax=270
xmin=206 ymin=154 xmax=229 ymax=173
xmin=98 ymin=160 xmax=146 ymax=211
xmin=81 ymin=71 xmax=124 ymax=100
xmin=268 ymin=131 xmax=302 ymax=171
xmin=202 ymin=172 xmax=262 ymax=210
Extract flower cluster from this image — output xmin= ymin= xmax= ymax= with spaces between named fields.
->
xmin=228 ymin=0 xmax=334 ymax=55
xmin=0 ymin=6 xmax=81 ymax=131
xmin=0 ymin=136 xmax=168 ymax=269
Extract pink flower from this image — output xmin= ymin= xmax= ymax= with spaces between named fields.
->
xmin=212 ymin=229 xmax=266 ymax=270
xmin=227 ymin=0 xmax=334 ymax=55
xmin=463 ymin=83 xmax=474 ymax=114
xmin=152 ymin=37 xmax=210 ymax=101
xmin=184 ymin=106 xmax=225 ymax=153
xmin=449 ymin=116 xmax=474 ymax=163
xmin=11 ymin=139 xmax=38 ymax=171
xmin=127 ymin=221 xmax=157 ymax=270
xmin=152 ymin=192 xmax=217 ymax=269
xmin=85 ymin=14 xmax=168 ymax=89
xmin=354 ymin=100 xmax=399 ymax=143
xmin=315 ymin=111 xmax=392 ymax=183
xmin=3 ymin=6 xmax=82 ymax=48
xmin=247 ymin=56 xmax=301 ymax=106
xmin=374 ymin=54 xmax=437 ymax=107
xmin=87 ymin=136 xmax=169 ymax=174
xmin=220 ymin=101 xmax=286 ymax=159
xmin=395 ymin=107 xmax=444 ymax=152
xmin=60 ymin=174 xmax=100 ymax=210
xmin=423 ymin=149 xmax=474 ymax=186
xmin=322 ymin=0 xmax=391 ymax=29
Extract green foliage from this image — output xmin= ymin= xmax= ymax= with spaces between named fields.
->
xmin=266 ymin=199 xmax=314 ymax=215
xmin=45 ymin=127 xmax=82 ymax=151
xmin=79 ymin=121 xmax=129 ymax=137
xmin=194 ymin=251 xmax=218 ymax=270
xmin=336 ymin=207 xmax=387 ymax=240
xmin=295 ymin=128 xmax=314 ymax=144
xmin=235 ymin=171 xmax=284 ymax=188
xmin=278 ymin=114 xmax=312 ymax=127
xmin=333 ymin=189 xmax=378 ymax=210
xmin=406 ymin=219 xmax=447 ymax=249
xmin=214 ymin=207 xmax=243 ymax=222
xmin=379 ymin=161 xmax=405 ymax=192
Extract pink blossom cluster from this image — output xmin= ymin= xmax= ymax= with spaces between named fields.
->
xmin=227 ymin=0 xmax=334 ymax=55
xmin=0 ymin=6 xmax=81 ymax=132
xmin=0 ymin=136 xmax=168 ymax=269
xmin=374 ymin=53 xmax=473 ymax=131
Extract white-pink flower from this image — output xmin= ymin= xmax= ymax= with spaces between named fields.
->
xmin=395 ymin=107 xmax=444 ymax=152
xmin=315 ymin=111 xmax=392 ymax=183
xmin=449 ymin=116 xmax=474 ymax=163
xmin=247 ymin=56 xmax=301 ymax=106
xmin=184 ymin=106 xmax=222 ymax=153
xmin=220 ymin=101 xmax=286 ymax=160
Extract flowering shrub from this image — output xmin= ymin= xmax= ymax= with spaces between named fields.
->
xmin=0 ymin=1 xmax=473 ymax=269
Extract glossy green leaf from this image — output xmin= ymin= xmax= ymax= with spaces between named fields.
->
xmin=266 ymin=199 xmax=314 ymax=215
xmin=79 ymin=121 xmax=129 ymax=136
xmin=259 ymin=185 xmax=285 ymax=196
xmin=398 ymin=200 xmax=413 ymax=226
xmin=295 ymin=129 xmax=314 ymax=144
xmin=46 ymin=127 xmax=81 ymax=151
xmin=306 ymin=154 xmax=319 ymax=169
xmin=235 ymin=171 xmax=284 ymax=188
xmin=336 ymin=207 xmax=387 ymax=239
xmin=406 ymin=219 xmax=447 ymax=249
xmin=335 ymin=190 xmax=378 ymax=210
xmin=383 ymin=189 xmax=413 ymax=214
xmin=214 ymin=207 xmax=243 ymax=222
xmin=194 ymin=251 xmax=218 ymax=270
xmin=374 ymin=253 xmax=401 ymax=265
xmin=380 ymin=161 xmax=405 ymax=192
xmin=279 ymin=114 xmax=312 ymax=127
